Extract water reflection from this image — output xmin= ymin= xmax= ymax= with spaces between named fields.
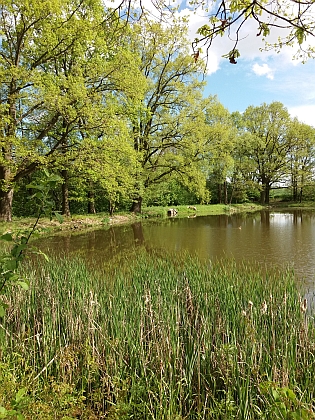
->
xmin=33 ymin=210 xmax=315 ymax=291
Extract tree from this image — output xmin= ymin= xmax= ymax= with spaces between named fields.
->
xmin=0 ymin=0 xmax=144 ymax=221
xmin=203 ymin=98 xmax=235 ymax=204
xmin=240 ymin=102 xmax=293 ymax=205
xmin=128 ymin=21 xmax=219 ymax=213
xmin=288 ymin=120 xmax=315 ymax=202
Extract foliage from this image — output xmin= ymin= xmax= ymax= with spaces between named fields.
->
xmin=288 ymin=120 xmax=315 ymax=202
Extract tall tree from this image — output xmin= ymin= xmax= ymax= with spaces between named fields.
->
xmin=288 ymin=120 xmax=315 ymax=202
xmin=128 ymin=21 xmax=217 ymax=213
xmin=241 ymin=102 xmax=293 ymax=204
xmin=203 ymin=99 xmax=235 ymax=204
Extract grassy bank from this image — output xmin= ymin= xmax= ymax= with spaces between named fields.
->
xmin=0 ymin=203 xmax=264 ymax=237
xmin=141 ymin=203 xmax=262 ymax=219
xmin=1 ymin=252 xmax=314 ymax=419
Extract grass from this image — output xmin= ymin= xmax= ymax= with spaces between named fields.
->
xmin=1 ymin=251 xmax=315 ymax=419
xmin=141 ymin=203 xmax=263 ymax=219
xmin=271 ymin=201 xmax=315 ymax=209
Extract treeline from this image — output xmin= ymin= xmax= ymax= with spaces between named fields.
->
xmin=1 ymin=1 xmax=315 ymax=221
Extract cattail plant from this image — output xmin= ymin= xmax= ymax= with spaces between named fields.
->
xmin=0 ymin=251 xmax=314 ymax=419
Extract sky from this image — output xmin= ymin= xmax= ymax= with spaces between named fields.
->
xmin=175 ymin=1 xmax=315 ymax=127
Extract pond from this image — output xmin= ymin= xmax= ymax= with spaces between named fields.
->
xmin=34 ymin=209 xmax=315 ymax=292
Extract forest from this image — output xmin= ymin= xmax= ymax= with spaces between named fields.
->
xmin=1 ymin=0 xmax=315 ymax=222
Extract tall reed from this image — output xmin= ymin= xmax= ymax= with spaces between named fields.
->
xmin=1 ymin=251 xmax=315 ymax=419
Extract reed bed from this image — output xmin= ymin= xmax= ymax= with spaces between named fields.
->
xmin=1 ymin=251 xmax=315 ymax=419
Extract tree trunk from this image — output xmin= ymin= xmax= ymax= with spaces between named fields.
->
xmin=260 ymin=178 xmax=271 ymax=205
xmin=88 ymin=186 xmax=96 ymax=214
xmin=260 ymin=187 xmax=271 ymax=205
xmin=299 ymin=173 xmax=304 ymax=203
xmin=109 ymin=200 xmax=115 ymax=216
xmin=218 ymin=183 xmax=222 ymax=204
xmin=0 ymin=164 xmax=13 ymax=221
xmin=131 ymin=197 xmax=142 ymax=214
xmin=265 ymin=183 xmax=270 ymax=205
xmin=0 ymin=188 xmax=13 ymax=222
xmin=292 ymin=171 xmax=298 ymax=201
xmin=61 ymin=169 xmax=71 ymax=217
xmin=260 ymin=189 xmax=266 ymax=205
xmin=223 ymin=181 xmax=228 ymax=205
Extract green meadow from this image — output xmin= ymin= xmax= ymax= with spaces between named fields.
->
xmin=1 ymin=252 xmax=315 ymax=419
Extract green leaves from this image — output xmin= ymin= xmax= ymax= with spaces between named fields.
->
xmin=257 ymin=23 xmax=270 ymax=37
xmin=0 ymin=233 xmax=13 ymax=241
xmin=259 ymin=382 xmax=311 ymax=419
xmin=26 ymin=170 xmax=62 ymax=219
xmin=53 ymin=211 xmax=63 ymax=224
xmin=0 ymin=387 xmax=27 ymax=419
xmin=222 ymin=49 xmax=240 ymax=64
xmin=0 ymin=304 xmax=8 ymax=318
xmin=192 ymin=1 xmax=315 ymax=63
xmin=197 ymin=24 xmax=211 ymax=36
xmin=295 ymin=27 xmax=306 ymax=45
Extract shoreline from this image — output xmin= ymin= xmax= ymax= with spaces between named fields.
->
xmin=1 ymin=201 xmax=315 ymax=237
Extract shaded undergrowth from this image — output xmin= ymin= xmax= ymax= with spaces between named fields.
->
xmin=1 ymin=252 xmax=315 ymax=419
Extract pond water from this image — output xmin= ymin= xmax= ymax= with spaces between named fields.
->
xmin=35 ymin=209 xmax=315 ymax=292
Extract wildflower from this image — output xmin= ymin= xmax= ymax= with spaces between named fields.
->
xmin=248 ymin=300 xmax=253 ymax=308
xmin=261 ymin=300 xmax=267 ymax=314
xmin=241 ymin=310 xmax=247 ymax=317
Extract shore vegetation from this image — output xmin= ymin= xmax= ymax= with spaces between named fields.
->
xmin=0 ymin=251 xmax=314 ymax=419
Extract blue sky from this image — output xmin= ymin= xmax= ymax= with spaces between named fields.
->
xmin=203 ymin=58 xmax=315 ymax=126
xmin=175 ymin=1 xmax=315 ymax=127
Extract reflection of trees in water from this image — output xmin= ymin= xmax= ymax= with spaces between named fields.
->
xmin=130 ymin=222 xmax=170 ymax=261
xmin=61 ymin=235 xmax=71 ymax=254
xmin=288 ymin=209 xmax=315 ymax=225
xmin=293 ymin=211 xmax=300 ymax=225
xmin=108 ymin=226 xmax=117 ymax=250
xmin=260 ymin=210 xmax=270 ymax=227
xmin=132 ymin=222 xmax=145 ymax=245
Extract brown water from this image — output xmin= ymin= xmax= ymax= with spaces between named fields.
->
xmin=35 ymin=209 xmax=315 ymax=287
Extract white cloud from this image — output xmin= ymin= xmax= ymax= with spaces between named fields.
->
xmin=288 ymin=105 xmax=315 ymax=127
xmin=252 ymin=63 xmax=274 ymax=79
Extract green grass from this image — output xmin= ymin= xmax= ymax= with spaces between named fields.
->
xmin=1 ymin=252 xmax=315 ymax=419
xmin=142 ymin=203 xmax=263 ymax=219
